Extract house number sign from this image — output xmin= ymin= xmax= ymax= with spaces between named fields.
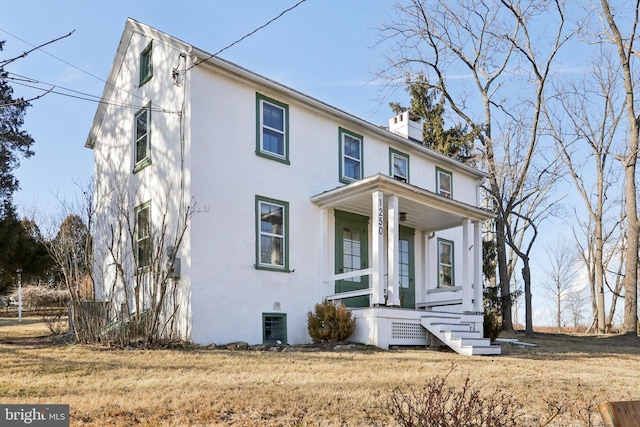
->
xmin=378 ymin=197 xmax=384 ymax=235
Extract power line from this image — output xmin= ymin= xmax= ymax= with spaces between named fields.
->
xmin=1 ymin=0 xmax=309 ymax=110
xmin=4 ymin=75 xmax=177 ymax=113
xmin=186 ymin=0 xmax=308 ymax=71
xmin=0 ymin=27 xmax=173 ymax=113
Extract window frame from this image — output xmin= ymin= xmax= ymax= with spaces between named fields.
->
xmin=262 ymin=313 xmax=287 ymax=345
xmin=437 ymin=238 xmax=454 ymax=287
xmin=339 ymin=127 xmax=364 ymax=184
xmin=389 ymin=148 xmax=409 ymax=183
xmin=133 ymin=102 xmax=152 ymax=173
xmin=139 ymin=41 xmax=153 ymax=86
xmin=256 ymin=93 xmax=290 ymax=164
xmin=255 ymin=195 xmax=290 ymax=272
xmin=135 ymin=201 xmax=151 ymax=272
xmin=436 ymin=166 xmax=453 ymax=198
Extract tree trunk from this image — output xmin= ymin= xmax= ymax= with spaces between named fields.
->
xmin=595 ymin=215 xmax=606 ymax=334
xmin=622 ymin=163 xmax=638 ymax=335
xmin=600 ymin=0 xmax=639 ymax=336
xmin=496 ymin=217 xmax=513 ymax=330
xmin=522 ymin=258 xmax=534 ymax=336
xmin=556 ymin=282 xmax=561 ymax=333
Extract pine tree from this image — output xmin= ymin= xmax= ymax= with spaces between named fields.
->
xmin=391 ymin=74 xmax=477 ymax=163
xmin=0 ymin=40 xmax=36 ymax=217
xmin=0 ymin=40 xmax=38 ymax=293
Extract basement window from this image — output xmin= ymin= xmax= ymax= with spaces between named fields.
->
xmin=263 ymin=313 xmax=287 ymax=344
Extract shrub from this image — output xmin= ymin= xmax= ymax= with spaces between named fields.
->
xmin=385 ymin=366 xmax=522 ymax=427
xmin=483 ymin=311 xmax=502 ymax=342
xmin=11 ymin=285 xmax=70 ymax=309
xmin=307 ymin=299 xmax=356 ymax=343
xmin=482 ymin=285 xmax=502 ymax=341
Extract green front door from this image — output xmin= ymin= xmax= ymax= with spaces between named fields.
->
xmin=399 ymin=226 xmax=415 ymax=308
xmin=335 ymin=211 xmax=369 ymax=308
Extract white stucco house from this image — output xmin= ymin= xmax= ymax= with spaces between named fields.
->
xmin=86 ymin=18 xmax=500 ymax=355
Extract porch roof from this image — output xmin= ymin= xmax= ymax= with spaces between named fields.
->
xmin=310 ymin=174 xmax=494 ymax=232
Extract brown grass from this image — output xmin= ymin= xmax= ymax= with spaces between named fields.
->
xmin=1 ymin=318 xmax=639 ymax=426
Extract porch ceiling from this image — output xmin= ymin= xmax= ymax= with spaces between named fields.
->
xmin=310 ymin=174 xmax=494 ymax=232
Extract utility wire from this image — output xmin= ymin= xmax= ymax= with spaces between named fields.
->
xmin=6 ymin=76 xmax=175 ymax=113
xmin=186 ymin=0 xmax=308 ymax=71
xmin=2 ymin=0 xmax=308 ymax=110
xmin=0 ymin=27 xmax=174 ymax=113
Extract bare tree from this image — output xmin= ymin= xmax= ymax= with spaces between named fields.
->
xmin=541 ymin=238 xmax=579 ymax=332
xmin=378 ymin=0 xmax=517 ymax=328
xmin=378 ymin=0 xmax=574 ymax=333
xmin=566 ymin=288 xmax=588 ymax=329
xmin=41 ymin=180 xmax=97 ymax=341
xmin=45 ymin=178 xmax=200 ymax=345
xmin=596 ymin=0 xmax=640 ymax=335
xmin=93 ymin=180 xmax=200 ymax=345
xmin=545 ymin=48 xmax=625 ymax=333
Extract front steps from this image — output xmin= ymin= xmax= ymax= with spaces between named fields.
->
xmin=420 ymin=312 xmax=501 ymax=356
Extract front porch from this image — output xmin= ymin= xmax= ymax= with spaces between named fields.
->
xmin=350 ymin=307 xmax=499 ymax=355
xmin=311 ymin=174 xmax=500 ymax=355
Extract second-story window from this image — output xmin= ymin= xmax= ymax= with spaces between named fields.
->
xmin=339 ymin=128 xmax=363 ymax=183
xmin=390 ymin=148 xmax=409 ymax=183
xmin=134 ymin=103 xmax=151 ymax=172
xmin=436 ymin=167 xmax=452 ymax=198
xmin=256 ymin=93 xmax=290 ymax=164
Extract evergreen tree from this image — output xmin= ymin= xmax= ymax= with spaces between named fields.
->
xmin=391 ymin=74 xmax=477 ymax=163
xmin=0 ymin=40 xmax=36 ymax=217
xmin=0 ymin=206 xmax=53 ymax=293
xmin=0 ymin=40 xmax=39 ymax=293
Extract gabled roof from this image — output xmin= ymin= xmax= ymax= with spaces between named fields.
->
xmin=85 ymin=19 xmax=488 ymax=180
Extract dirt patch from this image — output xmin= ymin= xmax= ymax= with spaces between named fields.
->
xmin=0 ymin=335 xmax=53 ymax=346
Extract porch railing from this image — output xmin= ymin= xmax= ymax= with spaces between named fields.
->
xmin=324 ymin=268 xmax=373 ymax=302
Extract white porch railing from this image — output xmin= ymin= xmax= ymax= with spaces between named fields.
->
xmin=324 ymin=268 xmax=373 ymax=302
xmin=326 ymin=288 xmax=373 ymax=301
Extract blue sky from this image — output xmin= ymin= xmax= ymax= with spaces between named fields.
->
xmin=3 ymin=0 xmax=398 ymax=217
xmin=2 ymin=0 xmax=607 ymax=326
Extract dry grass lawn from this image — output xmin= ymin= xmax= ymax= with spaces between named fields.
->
xmin=1 ymin=318 xmax=639 ymax=426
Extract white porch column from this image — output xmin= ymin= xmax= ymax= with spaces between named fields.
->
xmin=320 ymin=208 xmax=331 ymax=299
xmin=387 ymin=195 xmax=401 ymax=306
xmin=371 ymin=191 xmax=385 ymax=306
xmin=473 ymin=221 xmax=483 ymax=312
xmin=462 ymin=219 xmax=473 ymax=312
